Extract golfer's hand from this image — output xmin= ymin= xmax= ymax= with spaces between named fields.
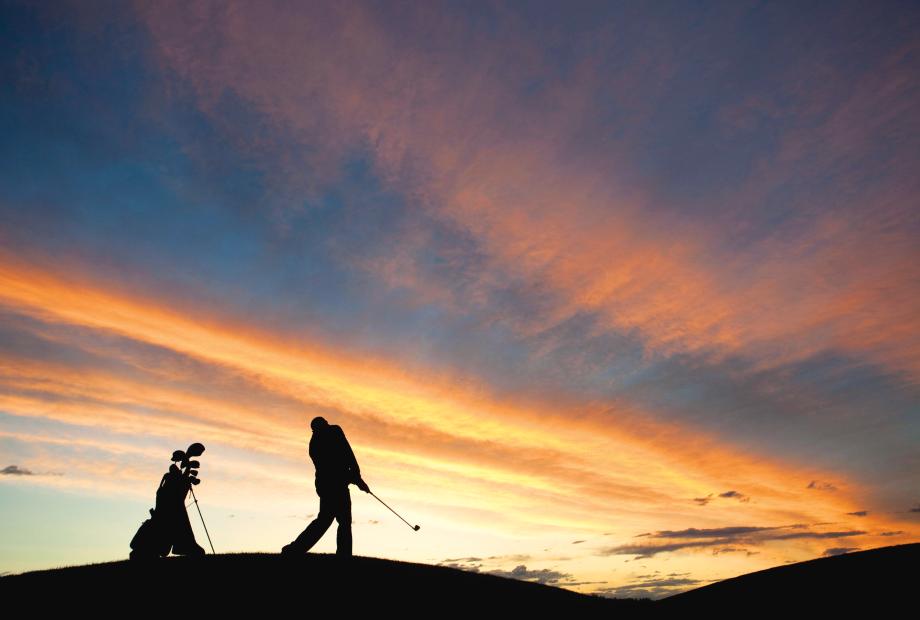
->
xmin=357 ymin=478 xmax=370 ymax=493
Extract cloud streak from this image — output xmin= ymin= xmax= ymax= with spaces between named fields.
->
xmin=2 ymin=465 xmax=35 ymax=476
xmin=595 ymin=576 xmax=707 ymax=600
xmin=486 ymin=565 xmax=572 ymax=585
xmin=139 ymin=0 xmax=920 ymax=388
xmin=0 ymin=252 xmax=908 ymax=563
xmin=823 ymin=547 xmax=859 ymax=557
xmin=604 ymin=524 xmax=869 ymax=558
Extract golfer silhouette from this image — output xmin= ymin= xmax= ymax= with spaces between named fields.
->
xmin=282 ymin=417 xmax=370 ymax=556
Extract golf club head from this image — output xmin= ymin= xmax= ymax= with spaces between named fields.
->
xmin=171 ymin=450 xmax=186 ymax=462
xmin=413 ymin=525 xmax=420 ymax=531
xmin=186 ymin=443 xmax=205 ymax=458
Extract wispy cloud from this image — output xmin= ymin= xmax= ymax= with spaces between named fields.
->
xmin=695 ymin=491 xmax=750 ymax=505
xmin=2 ymin=465 xmax=34 ymax=476
xmin=441 ymin=557 xmax=484 ymax=564
xmin=711 ymin=547 xmax=758 ymax=556
xmin=1 ymin=464 xmax=61 ymax=477
xmin=487 ymin=565 xmax=572 ymax=585
xmin=138 ymin=0 xmax=920 ymax=389
xmin=439 ymin=553 xmax=571 ymax=588
xmin=603 ymin=524 xmax=868 ymax=558
xmin=595 ymin=576 xmax=706 ymax=600
xmin=823 ymin=547 xmax=859 ymax=557
xmin=0 ymin=256 xmax=887 ymax=543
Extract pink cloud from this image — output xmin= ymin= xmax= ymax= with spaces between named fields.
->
xmin=137 ymin=1 xmax=920 ymax=385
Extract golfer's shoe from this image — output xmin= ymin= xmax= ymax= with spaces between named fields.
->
xmin=280 ymin=543 xmax=301 ymax=556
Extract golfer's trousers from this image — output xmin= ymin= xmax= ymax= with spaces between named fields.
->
xmin=290 ymin=484 xmax=352 ymax=556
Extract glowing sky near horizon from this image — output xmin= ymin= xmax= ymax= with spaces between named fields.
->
xmin=1 ymin=0 xmax=919 ymax=598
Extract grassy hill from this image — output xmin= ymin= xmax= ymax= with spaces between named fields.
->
xmin=662 ymin=543 xmax=918 ymax=610
xmin=0 ymin=552 xmax=647 ymax=613
xmin=2 ymin=543 xmax=915 ymax=613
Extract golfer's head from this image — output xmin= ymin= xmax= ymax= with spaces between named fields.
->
xmin=310 ymin=416 xmax=329 ymax=432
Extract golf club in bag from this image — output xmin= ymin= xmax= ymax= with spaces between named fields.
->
xmin=129 ymin=442 xmax=213 ymax=559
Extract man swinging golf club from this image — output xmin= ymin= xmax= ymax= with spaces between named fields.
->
xmin=282 ymin=416 xmax=370 ymax=557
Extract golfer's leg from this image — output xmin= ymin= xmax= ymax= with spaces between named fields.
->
xmin=287 ymin=495 xmax=335 ymax=553
xmin=335 ymin=487 xmax=352 ymax=557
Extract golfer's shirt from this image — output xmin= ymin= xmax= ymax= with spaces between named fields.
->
xmin=310 ymin=425 xmax=360 ymax=492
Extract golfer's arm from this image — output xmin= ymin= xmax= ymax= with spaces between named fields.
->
xmin=339 ymin=429 xmax=361 ymax=480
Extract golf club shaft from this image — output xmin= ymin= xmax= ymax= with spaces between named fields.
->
xmin=190 ymin=487 xmax=216 ymax=554
xmin=369 ymin=491 xmax=417 ymax=531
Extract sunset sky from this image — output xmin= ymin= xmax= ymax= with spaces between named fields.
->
xmin=1 ymin=0 xmax=919 ymax=598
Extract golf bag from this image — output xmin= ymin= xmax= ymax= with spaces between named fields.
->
xmin=129 ymin=443 xmax=207 ymax=559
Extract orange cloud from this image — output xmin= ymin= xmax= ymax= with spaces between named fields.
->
xmin=137 ymin=0 xmax=920 ymax=385
xmin=2 ymin=253 xmax=915 ymax=552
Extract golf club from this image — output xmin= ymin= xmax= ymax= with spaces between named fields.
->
xmin=190 ymin=486 xmax=216 ymax=554
xmin=183 ymin=442 xmax=215 ymax=554
xmin=369 ymin=491 xmax=420 ymax=532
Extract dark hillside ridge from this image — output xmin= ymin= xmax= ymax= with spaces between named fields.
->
xmin=662 ymin=543 xmax=918 ymax=611
xmin=0 ymin=553 xmax=648 ymax=613
xmin=4 ymin=543 xmax=916 ymax=614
